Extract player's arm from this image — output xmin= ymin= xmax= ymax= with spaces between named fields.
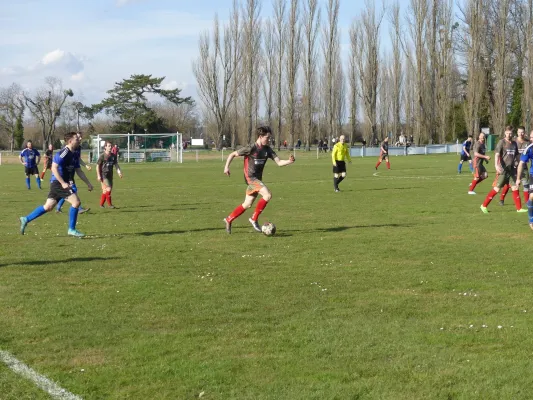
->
xmin=79 ymin=157 xmax=92 ymax=171
xmin=224 ymin=151 xmax=241 ymax=176
xmin=75 ymin=167 xmax=93 ymax=191
xmin=115 ymin=160 xmax=123 ymax=178
xmin=516 ymin=161 xmax=525 ymax=186
xmin=332 ymin=145 xmax=338 ymax=166
xmin=462 ymin=145 xmax=469 ymax=157
xmin=51 ymin=162 xmax=70 ymax=189
xmin=96 ymin=157 xmax=103 ymax=181
xmin=273 ymin=155 xmax=295 ymax=167
xmin=36 ymin=154 xmax=41 ymax=165
xmin=345 ymin=145 xmax=352 ymax=163
xmin=19 ymin=150 xmax=26 ymax=165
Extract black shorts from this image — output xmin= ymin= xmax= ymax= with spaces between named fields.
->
xmin=333 ymin=161 xmax=346 ymax=174
xmin=25 ymin=166 xmax=39 ymax=175
xmin=380 ymin=153 xmax=388 ymax=161
xmin=47 ymin=181 xmax=74 ymax=201
xmin=45 ymin=160 xmax=52 ymax=169
xmin=460 ymin=154 xmax=471 ymax=162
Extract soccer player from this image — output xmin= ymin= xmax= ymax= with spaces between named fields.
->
xmin=332 ymin=134 xmax=352 ymax=192
xmin=499 ymin=126 xmax=529 ymax=206
xmin=458 ymin=135 xmax=474 ymax=173
xmin=468 ymin=132 xmax=491 ymax=194
xmin=223 ymin=126 xmax=295 ymax=234
xmin=40 ymin=144 xmax=54 ymax=180
xmin=56 ymin=133 xmax=91 ymax=214
xmin=516 ymin=130 xmax=533 ymax=229
xmin=97 ymin=141 xmax=123 ymax=208
xmin=19 ymin=140 xmax=41 ymax=189
xmin=375 ymin=137 xmax=390 ymax=170
xmin=19 ymin=132 xmax=94 ymax=237
xmin=480 ymin=126 xmax=526 ymax=213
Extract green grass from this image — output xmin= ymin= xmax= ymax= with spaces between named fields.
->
xmin=1 ymin=152 xmax=533 ymax=399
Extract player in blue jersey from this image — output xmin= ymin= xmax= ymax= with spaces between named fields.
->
xmin=515 ymin=130 xmax=533 ymax=229
xmin=56 ymin=132 xmax=91 ymax=214
xmin=458 ymin=135 xmax=474 ymax=173
xmin=19 ymin=132 xmax=94 ymax=237
xmin=19 ymin=140 xmax=41 ymax=189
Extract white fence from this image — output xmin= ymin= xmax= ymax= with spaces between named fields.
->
xmin=349 ymin=144 xmax=461 ymax=157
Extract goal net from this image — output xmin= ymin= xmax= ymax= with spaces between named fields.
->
xmin=90 ymin=132 xmax=183 ymax=163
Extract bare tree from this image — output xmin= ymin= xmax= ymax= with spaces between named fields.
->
xmin=354 ymin=0 xmax=385 ymax=143
xmin=242 ymin=0 xmax=262 ymax=143
xmin=322 ymin=0 xmax=340 ymax=146
xmin=302 ymin=0 xmax=321 ymax=150
xmin=348 ymin=23 xmax=359 ymax=144
xmin=24 ymin=77 xmax=74 ymax=149
xmin=0 ymin=83 xmax=24 ymax=152
xmin=230 ymin=1 xmax=243 ymax=148
xmin=526 ymin=0 xmax=533 ymax=131
xmin=263 ymin=18 xmax=277 ymax=129
xmin=285 ymin=0 xmax=302 ymax=150
xmin=273 ymin=0 xmax=287 ymax=150
xmin=389 ymin=1 xmax=403 ymax=142
xmin=193 ymin=14 xmax=241 ymax=150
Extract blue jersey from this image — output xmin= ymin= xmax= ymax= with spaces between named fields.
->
xmin=520 ymin=143 xmax=533 ymax=175
xmin=20 ymin=148 xmax=40 ymax=168
xmin=461 ymin=140 xmax=472 ymax=156
xmin=50 ymin=147 xmax=79 ymax=183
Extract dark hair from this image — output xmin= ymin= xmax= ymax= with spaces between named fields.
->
xmin=505 ymin=125 xmax=514 ymax=132
xmin=257 ymin=126 xmax=272 ymax=137
xmin=518 ymin=126 xmax=526 ymax=131
xmin=27 ymin=140 xmax=32 ymax=144
xmin=468 ymin=135 xmax=473 ymax=138
xmin=64 ymin=132 xmax=77 ymax=142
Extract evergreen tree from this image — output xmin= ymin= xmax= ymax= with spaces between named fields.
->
xmin=14 ymin=115 xmax=24 ymax=148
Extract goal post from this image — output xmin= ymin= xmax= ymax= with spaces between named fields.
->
xmin=91 ymin=132 xmax=183 ymax=163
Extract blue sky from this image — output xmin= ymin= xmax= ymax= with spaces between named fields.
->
xmin=0 ymin=0 xmax=413 ymax=105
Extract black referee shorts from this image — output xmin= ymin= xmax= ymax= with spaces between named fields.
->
xmin=333 ymin=161 xmax=346 ymax=174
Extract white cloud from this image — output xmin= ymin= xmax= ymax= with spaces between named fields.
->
xmin=71 ymin=71 xmax=85 ymax=81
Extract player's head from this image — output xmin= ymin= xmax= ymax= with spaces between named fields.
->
xmin=384 ymin=137 xmax=389 ymax=142
xmin=48 ymin=143 xmax=53 ymax=150
xmin=26 ymin=140 xmax=33 ymax=149
xmin=478 ymin=132 xmax=485 ymax=142
xmin=104 ymin=141 xmax=113 ymax=152
xmin=256 ymin=126 xmax=271 ymax=145
xmin=504 ymin=125 xmax=513 ymax=138
xmin=518 ymin=126 xmax=526 ymax=138
xmin=64 ymin=132 xmax=79 ymax=148
xmin=467 ymin=135 xmax=473 ymax=142
xmin=339 ymin=135 xmax=345 ymax=143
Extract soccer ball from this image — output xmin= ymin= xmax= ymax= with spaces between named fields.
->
xmin=261 ymin=222 xmax=276 ymax=236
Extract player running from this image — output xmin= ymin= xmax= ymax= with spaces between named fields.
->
xmin=499 ymin=126 xmax=529 ymax=206
xmin=332 ymin=135 xmax=352 ymax=192
xmin=516 ymin=130 xmax=533 ymax=229
xmin=375 ymin=137 xmax=390 ymax=170
xmin=19 ymin=132 xmax=94 ymax=237
xmin=458 ymin=135 xmax=474 ymax=174
xmin=97 ymin=141 xmax=123 ymax=208
xmin=40 ymin=144 xmax=54 ymax=180
xmin=480 ymin=126 xmax=526 ymax=213
xmin=468 ymin=132 xmax=491 ymax=194
xmin=19 ymin=140 xmax=41 ymax=189
xmin=223 ymin=126 xmax=295 ymax=234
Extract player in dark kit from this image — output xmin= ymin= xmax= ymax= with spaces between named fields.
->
xmin=468 ymin=132 xmax=491 ymax=194
xmin=97 ymin=141 xmax=123 ymax=208
xmin=480 ymin=126 xmax=526 ymax=213
xmin=19 ymin=132 xmax=94 ymax=237
xmin=40 ymin=144 xmax=54 ymax=180
xmin=499 ymin=126 xmax=529 ymax=205
xmin=515 ymin=130 xmax=533 ymax=229
xmin=223 ymin=126 xmax=295 ymax=234
xmin=375 ymin=137 xmax=390 ymax=170
xmin=458 ymin=135 xmax=474 ymax=173
xmin=19 ymin=140 xmax=41 ymax=189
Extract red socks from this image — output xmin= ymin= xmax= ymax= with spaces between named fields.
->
xmin=469 ymin=180 xmax=478 ymax=191
xmin=500 ymin=184 xmax=509 ymax=200
xmin=483 ymin=189 xmax=498 ymax=207
xmin=512 ymin=190 xmax=522 ymax=210
xmin=227 ymin=205 xmax=245 ymax=223
xmin=386 ymin=161 xmax=390 ymax=169
xmin=375 ymin=161 xmax=381 ymax=169
xmin=524 ymin=191 xmax=529 ymax=204
xmin=100 ymin=193 xmax=106 ymax=206
xmin=251 ymin=198 xmax=268 ymax=221
xmin=106 ymin=192 xmax=113 ymax=206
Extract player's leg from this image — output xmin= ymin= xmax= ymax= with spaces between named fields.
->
xmin=509 ymin=174 xmax=526 ymax=212
xmin=104 ymin=179 xmax=114 ymax=208
xmin=458 ymin=158 xmax=463 ymax=173
xmin=24 ymin=167 xmax=31 ymax=189
xmin=224 ymin=188 xmax=257 ymax=234
xmin=385 ymin=156 xmax=390 ymax=169
xmin=33 ymin=168 xmax=41 ymax=189
xmin=64 ymin=192 xmax=85 ymax=237
xmin=19 ymin=197 xmax=57 ymax=235
xmin=333 ymin=164 xmax=340 ymax=191
xmin=468 ymin=159 xmax=474 ymax=172
xmin=481 ymin=174 xmax=504 ymax=212
xmin=99 ymin=181 xmax=108 ymax=207
xmin=499 ymin=184 xmax=510 ymax=205
xmin=249 ymin=185 xmax=272 ymax=232
xmin=375 ymin=154 xmax=382 ymax=170
xmin=527 ymin=175 xmax=533 ymax=229
xmin=523 ymin=174 xmax=530 ymax=204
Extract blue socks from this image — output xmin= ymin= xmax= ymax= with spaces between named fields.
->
xmin=528 ymin=200 xmax=533 ymax=223
xmin=25 ymin=177 xmax=30 ymax=189
xmin=36 ymin=177 xmax=41 ymax=189
xmin=469 ymin=163 xmax=474 ymax=172
xmin=69 ymin=207 xmax=79 ymax=230
xmin=57 ymin=198 xmax=65 ymax=211
xmin=26 ymin=206 xmax=46 ymax=222
xmin=458 ymin=163 xmax=463 ymax=173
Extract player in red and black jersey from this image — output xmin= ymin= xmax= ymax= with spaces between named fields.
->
xmin=223 ymin=126 xmax=295 ymax=234
xmin=40 ymin=144 xmax=54 ymax=180
xmin=97 ymin=141 xmax=123 ymax=208
xmin=375 ymin=137 xmax=390 ymax=170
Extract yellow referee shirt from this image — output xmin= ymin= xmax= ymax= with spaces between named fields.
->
xmin=332 ymin=142 xmax=352 ymax=165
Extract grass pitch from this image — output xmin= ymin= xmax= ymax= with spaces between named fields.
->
xmin=1 ymin=151 xmax=533 ymax=399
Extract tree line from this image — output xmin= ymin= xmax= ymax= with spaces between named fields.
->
xmin=0 ymin=75 xmax=195 ymax=151
xmin=193 ymin=0 xmax=533 ymax=150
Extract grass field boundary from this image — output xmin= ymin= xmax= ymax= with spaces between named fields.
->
xmin=0 ymin=349 xmax=83 ymax=400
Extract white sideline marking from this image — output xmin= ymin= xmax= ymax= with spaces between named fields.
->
xmin=0 ymin=350 xmax=83 ymax=400
xmin=373 ymin=172 xmax=380 ymax=176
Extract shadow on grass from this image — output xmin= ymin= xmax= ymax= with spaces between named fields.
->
xmin=0 ymin=256 xmax=121 ymax=268
xmin=115 ymin=207 xmax=198 ymax=213
xmin=286 ymin=223 xmax=414 ymax=233
xmin=364 ymin=187 xmax=423 ymax=191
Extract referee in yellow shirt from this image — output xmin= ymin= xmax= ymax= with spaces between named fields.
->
xmin=332 ymin=135 xmax=352 ymax=192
